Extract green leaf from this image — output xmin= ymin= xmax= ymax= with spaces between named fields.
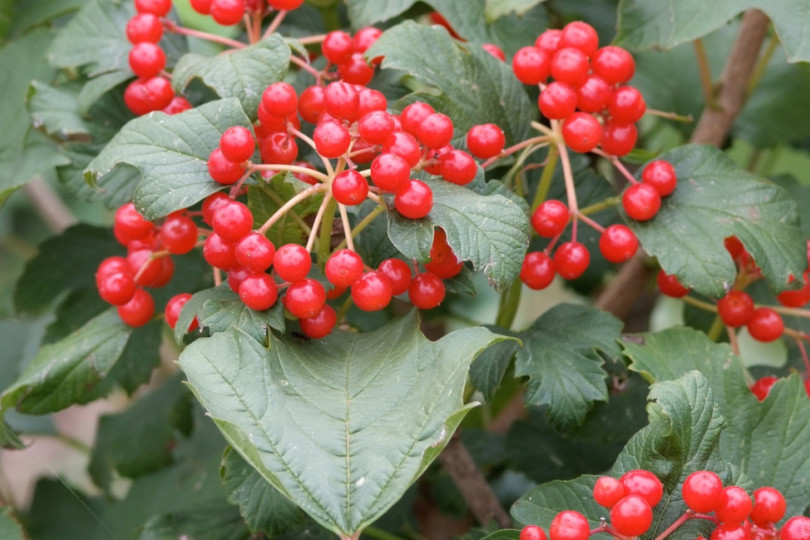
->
xmin=173 ymin=35 xmax=289 ymax=120
xmin=387 ymin=178 xmax=530 ymax=290
xmin=346 ymin=0 xmax=419 ymax=27
xmin=247 ymin=173 xmax=323 ymax=248
xmin=513 ymin=304 xmax=622 ymax=430
xmin=179 ymin=311 xmax=505 ymax=537
xmin=14 ymin=224 xmax=122 ymax=314
xmin=11 ymin=0 xmax=87 ymax=37
xmin=0 ymin=309 xmax=131 ymax=415
xmin=29 ymin=81 xmax=90 ymax=141
xmin=367 ymin=20 xmax=534 ymax=146
xmin=0 ymin=29 xmax=61 ymax=201
xmin=628 ymin=144 xmax=806 ymax=297
xmin=135 ymin=504 xmax=250 ymax=540
xmin=85 ymin=98 xmax=253 ymax=220
xmin=484 ymin=0 xmax=545 ymax=20
xmin=47 ymin=0 xmax=132 ymax=76
xmin=0 ymin=507 xmax=25 ymax=540
xmin=615 ymin=0 xmax=810 ymax=64
xmin=512 ymin=372 xmax=733 ymax=540
xmin=174 ymin=284 xmax=286 ymax=344
xmin=89 ymin=376 xmax=193 ymax=490
xmin=469 ymin=339 xmax=519 ymax=403
xmin=622 ymin=328 xmax=810 ymax=519
xmin=221 ymin=447 xmax=307 ymax=536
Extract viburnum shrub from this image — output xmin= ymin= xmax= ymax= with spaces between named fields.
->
xmin=2 ymin=1 xmax=810 ymax=539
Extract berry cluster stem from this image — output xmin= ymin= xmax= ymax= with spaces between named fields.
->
xmin=263 ymin=9 xmax=287 ymax=40
xmin=531 ymin=144 xmax=559 ymax=211
xmin=163 ymin=21 xmax=247 ymax=49
xmin=495 ymin=281 xmax=522 ymax=330
xmin=257 ymin=183 xmax=326 ymax=235
xmin=337 ymin=202 xmax=355 ymax=252
xmin=333 ymin=204 xmax=386 ymax=251
xmin=554 ymin=124 xmax=580 ymax=240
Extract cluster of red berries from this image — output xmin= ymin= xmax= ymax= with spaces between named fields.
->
xmin=95 ymin=202 xmax=199 ymax=329
xmin=520 ymin=470 xmax=808 ymax=540
xmin=512 ymin=21 xmax=644 ymax=157
xmin=188 ymin=0 xmax=304 ymax=26
xmin=519 ymin=157 xmax=677 ymax=289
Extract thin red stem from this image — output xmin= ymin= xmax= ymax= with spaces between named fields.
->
xmin=263 ymin=9 xmax=287 ymax=39
xmin=163 ymin=21 xmax=246 ymax=49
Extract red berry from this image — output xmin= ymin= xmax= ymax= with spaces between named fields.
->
xmin=395 ymin=179 xmax=433 ymax=219
xmin=159 ymin=213 xmax=199 ymax=254
xmin=600 ymin=121 xmax=637 ymax=156
xmin=351 ymin=271 xmax=393 ymax=311
xmin=285 ymin=278 xmax=326 ymax=319
xmin=96 ymin=257 xmax=129 ymax=284
xmin=325 ymin=249 xmax=365 ymax=288
xmin=466 ymin=123 xmax=505 ymax=159
xmin=314 ymin=121 xmax=351 ymax=159
xmin=260 ymin=132 xmax=298 ymax=164
xmin=356 ymin=88 xmax=387 ymax=117
xmin=409 ymin=272 xmax=445 ymax=309
xmin=370 ymin=153 xmax=410 ymax=192
xmin=780 ymin=517 xmax=810 ymax=540
xmin=267 ymin=0 xmax=305 ymax=10
xmin=657 ymin=270 xmax=690 ymax=298
xmin=135 ymin=0 xmax=172 ymax=16
xmin=531 ymin=200 xmax=569 ymax=238
xmin=220 ymin=126 xmax=255 ymax=163
xmin=165 ymin=293 xmax=198 ymax=332
xmin=610 ymin=494 xmax=653 ymax=537
xmin=129 ymin=42 xmax=165 ymax=79
xmin=98 ymin=271 xmax=137 ymax=306
xmin=482 ymin=43 xmax=505 ymax=61
xmin=239 ymin=273 xmax=279 ymax=310
xmin=520 ymin=525 xmax=547 ymax=540
xmin=211 ymin=200 xmax=253 ymax=243
xmin=377 ymin=258 xmax=412 ymax=295
xmin=127 ymin=249 xmax=163 ymax=286
xmin=298 ymin=85 xmax=325 ymax=123
xmin=592 ymin=46 xmax=635 ymax=85
xmin=623 ymin=183 xmax=661 ymax=221
xmin=747 ymin=308 xmax=784 ymax=342
xmin=520 ymin=251 xmax=555 ymax=290
xmin=439 ymin=149 xmax=477 ymax=185
xmin=608 ymin=86 xmax=646 ymax=124
xmin=512 ymin=46 xmax=550 ymax=85
xmin=642 ymin=160 xmax=678 ymax=197
xmin=126 ymin=13 xmax=163 ymax=44
xmin=322 ymin=30 xmax=354 ymax=64
xmin=208 ymin=147 xmax=246 ymax=185
xmin=535 ymin=29 xmax=562 ymax=55
xmin=716 ymin=486 xmax=753 ymax=524
xmin=682 ymin=470 xmax=724 ymax=513
xmin=400 ymin=102 xmax=435 ymax=137
xmin=190 ymin=0 xmax=212 ymax=14
xmin=115 ymin=202 xmax=153 ymax=240
xmin=352 ymin=27 xmax=382 ymax=54
xmin=235 ymin=232 xmax=276 ymax=272
xmin=750 ymin=487 xmax=786 ymax=527
xmin=418 ymin=112 xmax=454 ymax=149
xmin=324 ymin=81 xmax=359 ymax=122
xmin=711 ymin=523 xmax=750 ymax=540
xmin=152 ymin=256 xmax=175 ymax=287
xmin=337 ymin=53 xmax=375 ymax=86
xmin=202 ymin=192 xmax=231 ymax=226
xmin=593 ymin=476 xmax=625 ymax=509
xmin=358 ymin=111 xmax=395 ymax=145
xmin=559 ymin=21 xmax=599 ymax=57
xmin=562 ymin=112 xmax=602 ymax=153
xmin=553 ymin=242 xmax=590 ymax=280
xmin=262 ymin=82 xmax=298 ymax=118
xmin=203 ymin=233 xmax=237 ymax=270
xmin=550 ymin=47 xmax=590 ymax=87
xmin=117 ymin=288 xmax=155 ymax=327
xmin=298 ymin=304 xmax=337 ymax=339
xmin=273 ymin=243 xmax=311 ymax=282
xmin=210 ymin=0 xmax=247 ymax=25
xmin=425 ymin=229 xmax=463 ymax=279
xmin=599 ymin=224 xmax=638 ymax=263
xmin=717 ymin=291 xmax=755 ymax=328
xmin=227 ymin=266 xmax=250 ymax=293
xmin=620 ymin=469 xmax=663 ymax=507
xmin=549 ymin=510 xmax=590 ymax=540
xmin=751 ymin=376 xmax=778 ymax=402
xmin=538 ymin=82 xmax=577 ymax=120
xmin=162 ymin=96 xmax=192 ymax=115
xmin=383 ymin=131 xmax=422 ymax=168
xmin=575 ymin=74 xmax=611 ymax=113
xmin=332 ymin=170 xmax=369 ymax=206
xmin=777 ymin=272 xmax=810 ymax=307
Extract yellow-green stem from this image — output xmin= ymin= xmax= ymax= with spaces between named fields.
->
xmin=579 ymin=196 xmax=620 ymax=216
xmin=693 ymin=38 xmax=717 ymax=108
xmin=317 ymin=197 xmax=338 ymax=264
xmin=707 ymin=315 xmax=725 ymax=341
xmin=495 ymin=281 xmax=522 ymax=330
xmin=745 ymin=30 xmax=779 ymax=99
xmin=531 ymin=144 xmax=559 ymax=211
xmin=334 ymin=204 xmax=386 ymax=251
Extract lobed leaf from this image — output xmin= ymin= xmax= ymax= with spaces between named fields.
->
xmin=85 ymin=98 xmax=253 ymax=220
xmin=628 ymin=144 xmax=806 ymax=298
xmin=172 ymin=35 xmax=290 ymax=120
xmin=179 ymin=311 xmax=505 ymax=537
xmin=387 ymin=178 xmax=530 ymax=290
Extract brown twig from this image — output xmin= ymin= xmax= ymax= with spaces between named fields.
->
xmin=594 ymin=9 xmax=772 ymax=320
xmin=438 ymin=432 xmax=512 ymax=529
xmin=22 ymin=177 xmax=76 ymax=233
